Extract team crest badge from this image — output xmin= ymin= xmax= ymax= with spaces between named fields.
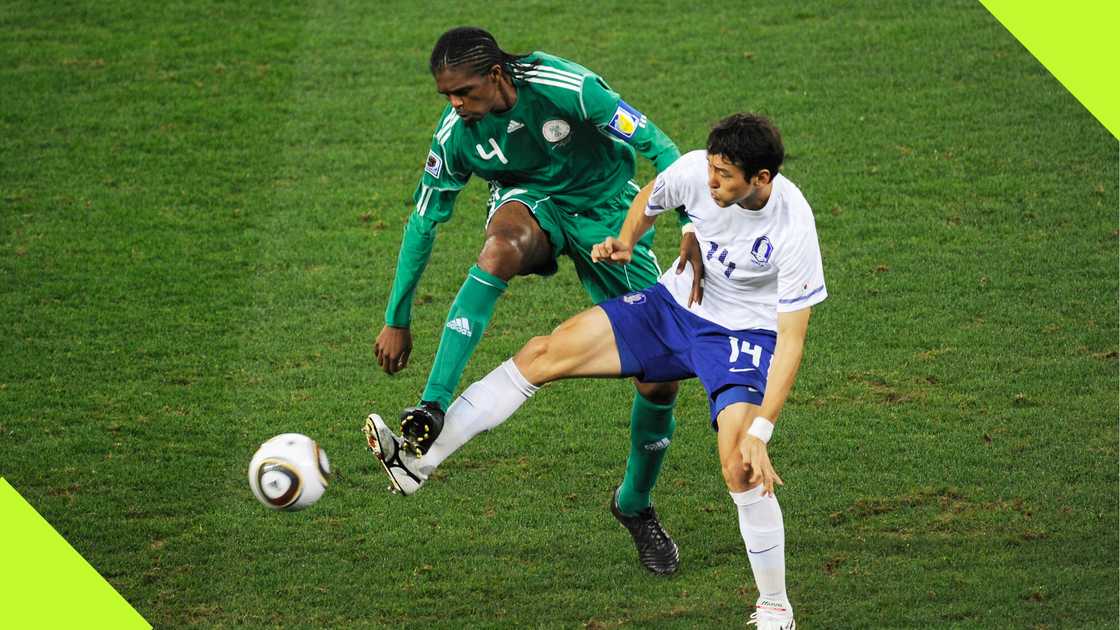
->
xmin=542 ymin=119 xmax=571 ymax=143
xmin=424 ymin=150 xmax=442 ymax=178
xmin=751 ymin=236 xmax=774 ymax=266
xmin=623 ymin=292 xmax=646 ymax=305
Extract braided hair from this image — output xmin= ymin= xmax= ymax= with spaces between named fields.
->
xmin=429 ymin=27 xmax=537 ymax=82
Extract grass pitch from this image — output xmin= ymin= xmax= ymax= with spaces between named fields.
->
xmin=1 ymin=1 xmax=1117 ymax=627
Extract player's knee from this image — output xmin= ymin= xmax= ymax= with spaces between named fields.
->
xmin=514 ymin=334 xmax=559 ymax=384
xmin=720 ymin=459 xmax=737 ymax=486
xmin=635 ymin=380 xmax=678 ymax=405
xmin=479 ymin=208 xmax=544 ymax=279
xmin=518 ymin=334 xmax=549 ymax=362
xmin=721 ymin=460 xmax=751 ymax=491
xmin=718 ymin=447 xmax=751 ymax=490
xmin=477 ymin=234 xmax=525 ymax=280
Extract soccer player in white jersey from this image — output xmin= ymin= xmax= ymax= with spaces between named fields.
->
xmin=367 ymin=113 xmax=824 ymax=628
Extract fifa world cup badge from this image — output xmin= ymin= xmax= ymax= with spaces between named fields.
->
xmin=425 ymin=150 xmax=443 ymax=178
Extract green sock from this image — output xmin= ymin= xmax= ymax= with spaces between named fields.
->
xmin=421 ymin=265 xmax=507 ymax=410
xmin=617 ymin=391 xmax=677 ymax=515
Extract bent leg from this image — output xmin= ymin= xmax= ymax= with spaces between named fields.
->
xmin=420 ymin=357 xmax=539 ymax=470
xmin=717 ymin=402 xmax=791 ymax=614
xmin=421 ymin=201 xmax=551 ymax=410
xmin=716 ymin=402 xmax=756 ymax=492
xmin=422 ymin=305 xmax=624 ymax=471
xmin=514 ymin=305 xmax=625 ymax=385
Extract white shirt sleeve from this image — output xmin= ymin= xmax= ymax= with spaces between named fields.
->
xmin=645 ymin=150 xmax=701 ymax=217
xmin=775 ymin=214 xmax=828 ymax=312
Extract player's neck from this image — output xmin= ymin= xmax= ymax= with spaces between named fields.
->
xmin=493 ymin=77 xmax=518 ymax=114
xmin=737 ymin=184 xmax=772 ymax=211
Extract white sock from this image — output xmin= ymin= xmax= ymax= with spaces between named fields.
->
xmin=421 ymin=359 xmax=538 ymax=470
xmin=730 ymin=486 xmax=790 ymax=610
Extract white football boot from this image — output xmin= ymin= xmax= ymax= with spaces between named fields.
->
xmin=747 ymin=598 xmax=795 ymax=630
xmin=363 ymin=413 xmax=428 ymax=496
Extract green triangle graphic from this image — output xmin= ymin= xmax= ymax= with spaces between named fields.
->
xmin=0 ymin=478 xmax=150 ymax=629
xmin=982 ymin=0 xmax=1119 ymax=139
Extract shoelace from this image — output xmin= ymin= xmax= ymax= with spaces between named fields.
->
xmin=637 ymin=514 xmax=672 ymax=549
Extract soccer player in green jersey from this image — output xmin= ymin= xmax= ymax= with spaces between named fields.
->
xmin=367 ymin=27 xmax=701 ymax=574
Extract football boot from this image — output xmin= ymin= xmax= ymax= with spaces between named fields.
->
xmin=363 ymin=413 xmax=427 ymax=496
xmin=399 ymin=401 xmax=444 ymax=456
xmin=610 ymin=487 xmax=680 ymax=575
xmin=747 ymin=599 xmax=795 ymax=630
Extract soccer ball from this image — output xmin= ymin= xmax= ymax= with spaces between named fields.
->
xmin=248 ymin=433 xmax=331 ymax=511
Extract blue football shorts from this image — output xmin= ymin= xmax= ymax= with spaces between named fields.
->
xmin=598 ymin=283 xmax=776 ymax=429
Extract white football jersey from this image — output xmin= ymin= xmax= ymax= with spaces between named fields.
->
xmin=646 ymin=150 xmax=827 ymax=331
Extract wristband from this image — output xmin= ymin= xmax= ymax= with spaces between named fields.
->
xmin=680 ymin=223 xmax=696 ymax=234
xmin=747 ymin=416 xmax=774 ymax=444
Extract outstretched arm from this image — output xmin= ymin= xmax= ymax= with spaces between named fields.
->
xmin=758 ymin=307 xmax=811 ymax=422
xmin=738 ymin=307 xmax=811 ymax=493
xmin=377 ymin=185 xmax=464 ymax=375
xmin=580 ymin=76 xmax=680 ymax=174
xmin=377 ymin=110 xmax=468 ymax=375
xmin=376 ymin=212 xmax=441 ymax=374
xmin=624 ymin=112 xmax=679 ymax=174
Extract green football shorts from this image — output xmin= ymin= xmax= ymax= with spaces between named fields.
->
xmin=486 ymin=182 xmax=662 ymax=304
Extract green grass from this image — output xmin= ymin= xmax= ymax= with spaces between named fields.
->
xmin=2 ymin=1 xmax=1117 ymax=627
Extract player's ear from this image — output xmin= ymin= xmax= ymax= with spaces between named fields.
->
xmin=754 ymin=169 xmax=772 ymax=186
xmin=486 ymin=64 xmax=503 ymax=84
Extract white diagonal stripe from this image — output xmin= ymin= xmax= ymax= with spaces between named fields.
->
xmin=437 ymin=115 xmax=459 ymax=144
xmin=435 ymin=111 xmax=457 ymax=138
xmin=524 ymin=69 xmax=582 ymax=88
xmin=469 ymin=274 xmax=502 ymax=289
xmin=525 ymin=67 xmax=584 ymax=84
xmin=531 ymin=65 xmax=584 ymax=81
xmin=416 ymin=184 xmax=433 ymax=216
xmin=525 ymin=77 xmax=581 ymax=93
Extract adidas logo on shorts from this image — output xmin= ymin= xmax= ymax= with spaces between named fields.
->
xmin=446 ymin=317 xmax=472 ymax=337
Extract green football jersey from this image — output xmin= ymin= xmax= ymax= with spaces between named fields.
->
xmin=414 ymin=51 xmax=679 ymax=221
xmin=385 ymin=52 xmax=680 ymax=327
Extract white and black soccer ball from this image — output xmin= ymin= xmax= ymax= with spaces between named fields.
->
xmin=248 ymin=433 xmax=331 ymax=511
